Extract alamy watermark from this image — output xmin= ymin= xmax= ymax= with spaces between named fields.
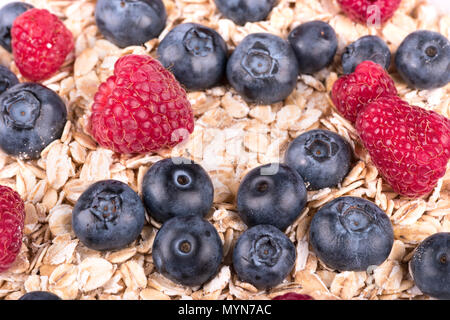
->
xmin=367 ymin=5 xmax=382 ymax=29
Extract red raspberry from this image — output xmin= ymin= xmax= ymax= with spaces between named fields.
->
xmin=0 ymin=185 xmax=25 ymax=273
xmin=331 ymin=61 xmax=397 ymax=123
xmin=337 ymin=0 xmax=401 ymax=25
xmin=11 ymin=8 xmax=74 ymax=81
xmin=272 ymin=293 xmax=314 ymax=300
xmin=356 ymin=96 xmax=450 ymax=198
xmin=90 ymin=54 xmax=194 ymax=154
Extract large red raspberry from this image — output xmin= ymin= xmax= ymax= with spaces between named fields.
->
xmin=337 ymin=0 xmax=401 ymax=25
xmin=331 ymin=61 xmax=397 ymax=123
xmin=356 ymin=96 xmax=450 ymax=198
xmin=272 ymin=293 xmax=314 ymax=300
xmin=11 ymin=8 xmax=74 ymax=81
xmin=90 ymin=54 xmax=194 ymax=154
xmin=0 ymin=185 xmax=25 ymax=273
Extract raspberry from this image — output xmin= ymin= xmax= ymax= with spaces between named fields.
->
xmin=11 ymin=8 xmax=74 ymax=81
xmin=89 ymin=54 xmax=194 ymax=154
xmin=337 ymin=0 xmax=401 ymax=25
xmin=356 ymin=96 xmax=450 ymax=198
xmin=0 ymin=185 xmax=25 ymax=273
xmin=331 ymin=60 xmax=397 ymax=123
xmin=272 ymin=293 xmax=314 ymax=300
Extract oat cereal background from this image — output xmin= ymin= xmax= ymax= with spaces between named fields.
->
xmin=0 ymin=0 xmax=449 ymax=300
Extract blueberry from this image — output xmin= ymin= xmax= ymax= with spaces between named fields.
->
xmin=237 ymin=163 xmax=307 ymax=231
xmin=95 ymin=0 xmax=167 ymax=48
xmin=0 ymin=2 xmax=34 ymax=52
xmin=395 ymin=30 xmax=450 ymax=89
xmin=287 ymin=20 xmax=338 ymax=75
xmin=152 ymin=215 xmax=223 ymax=287
xmin=214 ymin=0 xmax=276 ymax=26
xmin=410 ymin=232 xmax=450 ymax=300
xmin=309 ymin=196 xmax=394 ymax=271
xmin=0 ymin=83 xmax=67 ymax=160
xmin=72 ymin=180 xmax=146 ymax=251
xmin=342 ymin=35 xmax=391 ymax=74
xmin=19 ymin=291 xmax=61 ymax=300
xmin=284 ymin=129 xmax=353 ymax=190
xmin=227 ymin=33 xmax=298 ymax=104
xmin=0 ymin=65 xmax=18 ymax=95
xmin=232 ymin=224 xmax=296 ymax=289
xmin=142 ymin=158 xmax=214 ymax=223
xmin=157 ymin=23 xmax=228 ymax=91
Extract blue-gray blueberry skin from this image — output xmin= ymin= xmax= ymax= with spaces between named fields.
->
xmin=214 ymin=0 xmax=277 ymax=26
xmin=395 ymin=30 xmax=450 ymax=89
xmin=95 ymin=0 xmax=167 ymax=48
xmin=232 ymin=224 xmax=296 ymax=290
xmin=0 ymin=83 xmax=67 ymax=160
xmin=157 ymin=23 xmax=228 ymax=91
xmin=237 ymin=163 xmax=307 ymax=231
xmin=226 ymin=33 xmax=299 ymax=105
xmin=410 ymin=232 xmax=450 ymax=300
xmin=142 ymin=157 xmax=214 ymax=223
xmin=284 ymin=129 xmax=353 ymax=190
xmin=152 ymin=215 xmax=223 ymax=287
xmin=0 ymin=2 xmax=34 ymax=52
xmin=342 ymin=35 xmax=391 ymax=74
xmin=19 ymin=291 xmax=61 ymax=300
xmin=72 ymin=180 xmax=146 ymax=252
xmin=288 ymin=20 xmax=338 ymax=75
xmin=309 ymin=196 xmax=394 ymax=271
xmin=0 ymin=65 xmax=19 ymax=95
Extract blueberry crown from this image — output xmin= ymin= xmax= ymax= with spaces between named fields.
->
xmin=242 ymin=43 xmax=278 ymax=79
xmin=1 ymin=90 xmax=41 ymax=130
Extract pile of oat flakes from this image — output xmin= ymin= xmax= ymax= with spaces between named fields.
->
xmin=0 ymin=0 xmax=449 ymax=300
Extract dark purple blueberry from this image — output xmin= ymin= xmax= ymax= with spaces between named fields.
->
xmin=214 ymin=0 xmax=277 ymax=26
xmin=410 ymin=232 xmax=450 ymax=300
xmin=142 ymin=158 xmax=214 ymax=223
xmin=72 ymin=180 xmax=146 ymax=251
xmin=158 ymin=23 xmax=228 ymax=90
xmin=284 ymin=129 xmax=353 ymax=190
xmin=0 ymin=65 xmax=19 ymax=95
xmin=152 ymin=215 xmax=223 ymax=287
xmin=95 ymin=0 xmax=167 ymax=48
xmin=237 ymin=163 xmax=307 ymax=231
xmin=19 ymin=291 xmax=61 ymax=300
xmin=288 ymin=20 xmax=338 ymax=74
xmin=395 ymin=30 xmax=450 ymax=89
xmin=226 ymin=33 xmax=298 ymax=104
xmin=0 ymin=1 xmax=34 ymax=52
xmin=309 ymin=196 xmax=394 ymax=271
xmin=342 ymin=35 xmax=391 ymax=74
xmin=0 ymin=83 xmax=67 ymax=160
xmin=232 ymin=224 xmax=296 ymax=289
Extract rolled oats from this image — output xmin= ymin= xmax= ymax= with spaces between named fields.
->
xmin=78 ymin=257 xmax=114 ymax=292
xmin=140 ymin=288 xmax=171 ymax=300
xmin=47 ymin=204 xmax=74 ymax=237
xmin=330 ymin=271 xmax=366 ymax=300
xmin=43 ymin=234 xmax=78 ymax=265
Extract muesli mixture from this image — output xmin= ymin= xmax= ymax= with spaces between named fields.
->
xmin=0 ymin=0 xmax=449 ymax=300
